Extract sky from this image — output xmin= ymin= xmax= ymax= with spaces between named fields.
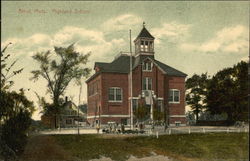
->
xmin=1 ymin=1 xmax=249 ymax=120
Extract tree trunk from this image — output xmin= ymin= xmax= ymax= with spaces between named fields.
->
xmin=195 ymin=112 xmax=199 ymax=122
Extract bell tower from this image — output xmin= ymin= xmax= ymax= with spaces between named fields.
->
xmin=134 ymin=22 xmax=155 ymax=57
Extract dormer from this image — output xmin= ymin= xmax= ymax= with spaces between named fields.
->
xmin=134 ymin=23 xmax=155 ymax=57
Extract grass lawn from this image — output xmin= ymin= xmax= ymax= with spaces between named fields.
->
xmin=54 ymin=133 xmax=249 ymax=161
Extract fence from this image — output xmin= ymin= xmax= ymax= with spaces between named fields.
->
xmin=36 ymin=126 xmax=249 ymax=135
xmin=150 ymin=126 xmax=249 ymax=136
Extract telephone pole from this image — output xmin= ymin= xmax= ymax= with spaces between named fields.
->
xmin=129 ymin=29 xmax=133 ymax=130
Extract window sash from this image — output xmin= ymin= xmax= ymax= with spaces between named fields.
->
xmin=108 ymin=87 xmax=122 ymax=102
xmin=116 ymin=88 xmax=122 ymax=101
xmin=143 ymin=77 xmax=152 ymax=90
xmin=169 ymin=89 xmax=180 ymax=103
xmin=142 ymin=62 xmax=152 ymax=71
xmin=148 ymin=78 xmax=152 ymax=90
xmin=174 ymin=91 xmax=179 ymax=102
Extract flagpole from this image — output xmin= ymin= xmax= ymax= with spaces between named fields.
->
xmin=129 ymin=29 xmax=133 ymax=130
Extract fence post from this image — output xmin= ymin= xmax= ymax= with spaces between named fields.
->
xmin=156 ymin=131 xmax=159 ymax=139
xmin=203 ymin=128 xmax=205 ymax=133
xmin=188 ymin=128 xmax=191 ymax=134
xmin=244 ymin=128 xmax=247 ymax=133
xmin=238 ymin=128 xmax=240 ymax=133
xmin=227 ymin=128 xmax=229 ymax=133
xmin=169 ymin=129 xmax=171 ymax=135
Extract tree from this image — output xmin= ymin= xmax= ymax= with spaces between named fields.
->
xmin=134 ymin=104 xmax=150 ymax=123
xmin=30 ymin=44 xmax=91 ymax=128
xmin=186 ymin=73 xmax=208 ymax=122
xmin=0 ymin=90 xmax=35 ymax=123
xmin=0 ymin=43 xmax=34 ymax=160
xmin=0 ymin=43 xmax=33 ymax=123
xmin=153 ymin=109 xmax=164 ymax=122
xmin=1 ymin=110 xmax=32 ymax=157
xmin=206 ymin=61 xmax=248 ymax=123
xmin=1 ymin=43 xmax=23 ymax=92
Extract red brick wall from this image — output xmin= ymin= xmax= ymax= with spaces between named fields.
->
xmin=101 ymin=73 xmax=129 ymax=115
xmin=168 ymin=76 xmax=186 ymax=116
xmin=87 ymin=61 xmax=186 ymax=125
xmin=132 ymin=63 xmax=165 ymax=98
xmin=87 ymin=75 xmax=102 ymax=117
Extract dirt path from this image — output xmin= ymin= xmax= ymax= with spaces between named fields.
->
xmin=20 ymin=135 xmax=76 ymax=161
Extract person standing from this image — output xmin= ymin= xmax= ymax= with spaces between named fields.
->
xmin=96 ymin=124 xmax=100 ymax=134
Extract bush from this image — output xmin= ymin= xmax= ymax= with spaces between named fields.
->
xmin=0 ymin=110 xmax=32 ymax=160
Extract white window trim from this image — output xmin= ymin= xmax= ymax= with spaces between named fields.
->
xmin=169 ymin=89 xmax=180 ymax=104
xmin=108 ymin=87 xmax=122 ymax=102
xmin=142 ymin=62 xmax=152 ymax=72
xmin=143 ymin=77 xmax=152 ymax=90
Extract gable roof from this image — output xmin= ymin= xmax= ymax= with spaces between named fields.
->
xmin=136 ymin=27 xmax=155 ymax=39
xmin=86 ymin=55 xmax=187 ymax=83
xmin=154 ymin=60 xmax=187 ymax=77
xmin=95 ymin=55 xmax=131 ymax=73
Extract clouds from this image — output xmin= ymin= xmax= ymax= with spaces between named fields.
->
xmin=2 ymin=12 xmax=249 ymax=120
xmin=151 ymin=22 xmax=191 ymax=44
xmin=180 ymin=25 xmax=248 ymax=54
xmin=2 ymin=25 xmax=127 ymax=62
xmin=102 ymin=14 xmax=142 ymax=32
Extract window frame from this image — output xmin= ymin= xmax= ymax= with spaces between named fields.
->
xmin=108 ymin=87 xmax=123 ymax=102
xmin=142 ymin=62 xmax=152 ymax=72
xmin=168 ymin=89 xmax=180 ymax=104
xmin=143 ymin=77 xmax=152 ymax=90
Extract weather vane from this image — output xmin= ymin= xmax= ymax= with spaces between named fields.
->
xmin=143 ymin=21 xmax=145 ymax=28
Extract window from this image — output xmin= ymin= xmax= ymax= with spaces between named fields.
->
xmin=175 ymin=121 xmax=181 ymax=126
xmin=140 ymin=41 xmax=144 ymax=51
xmin=168 ymin=89 xmax=180 ymax=103
xmin=149 ymin=41 xmax=154 ymax=51
xmin=143 ymin=77 xmax=152 ymax=90
xmin=145 ymin=41 xmax=148 ymax=51
xmin=108 ymin=87 xmax=122 ymax=102
xmin=143 ymin=62 xmax=152 ymax=71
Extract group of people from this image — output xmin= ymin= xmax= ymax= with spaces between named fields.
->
xmin=97 ymin=122 xmax=126 ymax=134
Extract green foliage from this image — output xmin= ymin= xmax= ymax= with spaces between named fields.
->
xmin=134 ymin=104 xmax=150 ymax=122
xmin=1 ymin=43 xmax=23 ymax=91
xmin=0 ymin=90 xmax=35 ymax=123
xmin=153 ymin=109 xmax=164 ymax=121
xmin=206 ymin=61 xmax=248 ymax=122
xmin=186 ymin=73 xmax=208 ymax=121
xmin=186 ymin=61 xmax=248 ymax=123
xmin=1 ymin=110 xmax=32 ymax=157
xmin=30 ymin=44 xmax=91 ymax=127
xmin=0 ymin=43 xmax=34 ymax=160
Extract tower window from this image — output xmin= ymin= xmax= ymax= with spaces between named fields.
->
xmin=145 ymin=41 xmax=148 ymax=51
xmin=140 ymin=41 xmax=144 ymax=51
xmin=149 ymin=42 xmax=154 ymax=52
xmin=143 ymin=62 xmax=152 ymax=71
